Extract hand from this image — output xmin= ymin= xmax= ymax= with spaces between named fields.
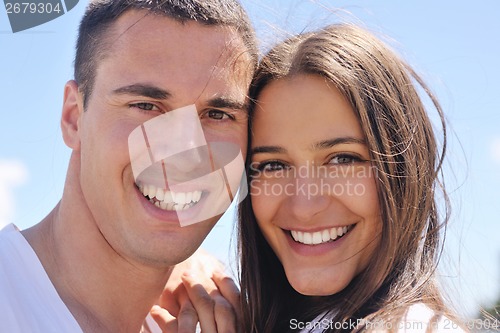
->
xmin=150 ymin=250 xmax=242 ymax=332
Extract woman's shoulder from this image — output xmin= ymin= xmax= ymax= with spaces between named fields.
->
xmin=396 ymin=303 xmax=466 ymax=333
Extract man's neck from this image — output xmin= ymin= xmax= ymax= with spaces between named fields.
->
xmin=22 ymin=200 xmax=172 ymax=333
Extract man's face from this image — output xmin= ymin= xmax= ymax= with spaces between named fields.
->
xmin=74 ymin=10 xmax=251 ymax=266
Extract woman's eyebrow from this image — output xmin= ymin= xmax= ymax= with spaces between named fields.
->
xmin=312 ymin=137 xmax=366 ymax=151
xmin=251 ymin=145 xmax=286 ymax=155
xmin=251 ymin=137 xmax=366 ymax=156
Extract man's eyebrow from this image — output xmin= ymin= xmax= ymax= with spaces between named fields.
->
xmin=313 ymin=137 xmax=366 ymax=151
xmin=207 ymin=96 xmax=248 ymax=111
xmin=251 ymin=146 xmax=286 ymax=155
xmin=112 ymin=84 xmax=171 ymax=100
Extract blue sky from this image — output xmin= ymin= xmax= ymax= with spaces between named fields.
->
xmin=1 ymin=0 xmax=499 ymax=319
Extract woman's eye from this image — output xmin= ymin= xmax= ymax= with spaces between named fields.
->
xmin=257 ymin=161 xmax=288 ymax=172
xmin=329 ymin=154 xmax=361 ymax=165
xmin=129 ymin=102 xmax=159 ymax=112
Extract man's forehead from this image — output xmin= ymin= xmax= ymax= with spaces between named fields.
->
xmin=107 ymin=11 xmax=251 ymax=74
xmin=92 ymin=10 xmax=252 ymax=106
xmin=108 ymin=10 xmax=248 ymax=53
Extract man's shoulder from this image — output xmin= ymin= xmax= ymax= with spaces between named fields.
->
xmin=0 ymin=223 xmax=24 ymax=262
xmin=0 ymin=224 xmax=83 ymax=332
xmin=0 ymin=223 xmax=42 ymax=295
xmin=0 ymin=223 xmax=33 ymax=268
xmin=0 ymin=223 xmax=19 ymax=237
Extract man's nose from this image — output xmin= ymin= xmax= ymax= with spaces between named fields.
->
xmin=162 ymin=145 xmax=212 ymax=183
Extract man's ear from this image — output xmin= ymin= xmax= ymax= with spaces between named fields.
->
xmin=61 ymin=80 xmax=84 ymax=150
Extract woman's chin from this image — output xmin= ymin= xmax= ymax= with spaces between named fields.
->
xmin=286 ymin=272 xmax=346 ymax=296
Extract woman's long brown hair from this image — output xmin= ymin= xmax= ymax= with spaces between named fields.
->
xmin=238 ymin=24 xmax=457 ymax=332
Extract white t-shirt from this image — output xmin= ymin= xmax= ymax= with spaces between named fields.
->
xmin=0 ymin=223 xmax=83 ymax=332
xmin=297 ymin=303 xmax=464 ymax=333
xmin=0 ymin=223 xmax=172 ymax=333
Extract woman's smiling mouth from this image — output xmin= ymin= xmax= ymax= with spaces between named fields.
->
xmin=289 ymin=224 xmax=355 ymax=245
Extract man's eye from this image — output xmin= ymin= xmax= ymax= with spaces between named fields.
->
xmin=129 ymin=102 xmax=159 ymax=111
xmin=206 ymin=110 xmax=233 ymax=120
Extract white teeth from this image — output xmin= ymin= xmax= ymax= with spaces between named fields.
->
xmin=330 ymin=228 xmax=337 ymax=240
xmin=170 ymin=191 xmax=177 ymax=203
xmin=172 ymin=203 xmax=192 ymax=211
xmin=303 ymin=233 xmax=312 ymax=245
xmin=312 ymin=232 xmax=322 ymax=245
xmin=322 ymin=229 xmax=330 ymax=242
xmin=177 ymin=192 xmax=187 ymax=205
xmin=164 ymin=191 xmax=173 ymax=203
xmin=138 ymin=183 xmax=203 ymax=211
xmin=290 ymin=225 xmax=352 ymax=245
xmin=145 ymin=185 xmax=153 ymax=198
xmin=155 ymin=188 xmax=164 ymax=201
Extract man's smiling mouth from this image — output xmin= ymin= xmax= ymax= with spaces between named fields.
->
xmin=138 ymin=183 xmax=202 ymax=211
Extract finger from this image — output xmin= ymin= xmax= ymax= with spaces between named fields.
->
xmin=211 ymin=293 xmax=238 ymax=333
xmin=158 ymin=283 xmax=189 ymax=318
xmin=211 ymin=271 xmax=242 ymax=333
xmin=182 ymin=272 xmax=217 ymax=333
xmin=150 ymin=305 xmax=178 ymax=333
xmin=212 ymin=271 xmax=241 ymax=312
xmin=177 ymin=299 xmax=200 ymax=333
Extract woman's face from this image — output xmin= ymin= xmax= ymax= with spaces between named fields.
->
xmin=250 ymin=74 xmax=382 ymax=296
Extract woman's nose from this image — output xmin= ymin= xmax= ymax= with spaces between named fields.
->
xmin=285 ymin=174 xmax=330 ymax=222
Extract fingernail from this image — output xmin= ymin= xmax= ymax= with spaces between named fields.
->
xmin=182 ymin=269 xmax=196 ymax=279
xmin=150 ymin=305 xmax=162 ymax=313
xmin=213 ymin=269 xmax=228 ymax=277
